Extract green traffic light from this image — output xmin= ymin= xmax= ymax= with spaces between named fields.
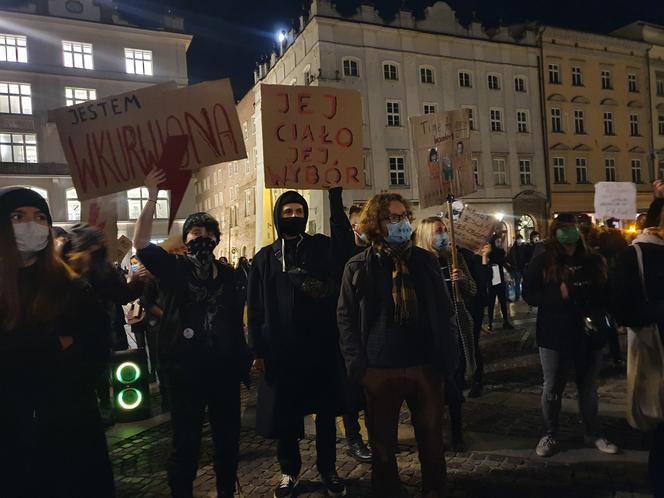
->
xmin=115 ymin=361 xmax=140 ymax=384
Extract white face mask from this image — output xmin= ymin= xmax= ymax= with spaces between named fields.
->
xmin=13 ymin=222 xmax=50 ymax=257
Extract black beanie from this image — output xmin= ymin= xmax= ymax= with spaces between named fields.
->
xmin=555 ymin=213 xmax=577 ymax=225
xmin=182 ymin=212 xmax=221 ymax=242
xmin=0 ymin=187 xmax=52 ymax=225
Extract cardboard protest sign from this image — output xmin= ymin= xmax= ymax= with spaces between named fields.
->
xmin=410 ymin=109 xmax=474 ymax=208
xmin=49 ymin=79 xmax=246 ymax=201
xmin=594 ymin=182 xmax=637 ymax=220
xmin=159 ymin=234 xmax=187 ymax=255
xmin=82 ymin=194 xmax=118 ymax=262
xmin=260 ymin=84 xmax=364 ymax=189
xmin=116 ymin=235 xmax=133 ymax=262
xmin=155 ymin=135 xmax=191 ymax=230
xmin=454 ymin=205 xmax=495 ymax=253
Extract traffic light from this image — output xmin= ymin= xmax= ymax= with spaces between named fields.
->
xmin=111 ymin=349 xmax=151 ymax=422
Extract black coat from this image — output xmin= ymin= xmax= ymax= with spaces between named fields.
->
xmin=337 ymin=246 xmax=459 ymax=383
xmin=523 ymin=241 xmax=608 ymax=352
xmin=248 ymin=234 xmax=346 ymax=439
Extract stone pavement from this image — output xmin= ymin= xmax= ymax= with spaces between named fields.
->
xmin=108 ymin=303 xmax=654 ymax=498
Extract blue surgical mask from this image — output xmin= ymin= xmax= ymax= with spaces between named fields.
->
xmin=433 ymin=232 xmax=450 ymax=251
xmin=354 ymin=231 xmax=367 ymax=244
xmin=384 ymin=219 xmax=412 ymax=245
xmin=131 ymin=264 xmax=140 ymax=273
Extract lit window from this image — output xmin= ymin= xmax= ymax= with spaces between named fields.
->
xmin=63 ymin=41 xmax=93 ymax=69
xmin=472 ymin=158 xmax=480 ymax=186
xmin=516 ymin=110 xmax=529 ymax=133
xmin=66 ymin=188 xmax=80 ymax=221
xmin=601 ymin=70 xmax=612 ymax=90
xmin=631 ymin=159 xmax=642 ymax=184
xmin=389 ymin=156 xmax=406 ymax=186
xmin=125 ymin=48 xmax=153 ymax=76
xmin=628 ymin=74 xmax=638 ymax=93
xmin=420 ymin=67 xmax=434 ymax=84
xmin=0 ymin=82 xmax=31 ymax=114
xmin=0 ymin=34 xmax=27 ymax=63
xmin=548 ymin=64 xmax=560 ymax=84
xmin=572 ymin=67 xmax=583 ymax=86
xmin=492 ymin=158 xmax=507 ymax=186
xmin=490 ymin=108 xmax=503 ymax=132
xmin=519 ymin=159 xmax=532 ymax=185
xmin=575 ymin=157 xmax=588 ymax=184
xmin=65 ymin=87 xmax=96 ymax=106
xmin=386 ymin=100 xmax=401 ymax=127
xmin=384 ymin=63 xmax=398 ymax=81
xmin=0 ymin=132 xmax=37 ymax=163
xmin=551 ymin=108 xmax=562 ymax=133
xmin=514 ymin=76 xmax=527 ymax=92
xmin=343 ymin=58 xmax=359 ymax=77
xmin=487 ymin=74 xmax=501 ymax=90
xmin=423 ymin=103 xmax=436 ymax=115
xmin=604 ymin=158 xmax=616 ymax=182
xmin=127 ymin=188 xmax=168 ymax=220
xmin=458 ymin=71 xmax=472 ymax=88
xmin=574 ymin=110 xmax=585 ymax=134
xmin=553 ymin=157 xmax=566 ymax=184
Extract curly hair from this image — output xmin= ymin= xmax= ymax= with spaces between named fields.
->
xmin=356 ymin=193 xmax=413 ymax=244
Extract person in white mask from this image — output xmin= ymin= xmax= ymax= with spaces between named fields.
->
xmin=0 ymin=187 xmax=114 ymax=498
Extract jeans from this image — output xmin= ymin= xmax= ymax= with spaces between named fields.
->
xmin=512 ymin=271 xmax=523 ymax=301
xmin=363 ymin=366 xmax=446 ymax=498
xmin=278 ymin=411 xmax=337 ymax=476
xmin=167 ymin=369 xmax=241 ymax=496
xmin=488 ymin=284 xmax=510 ymax=325
xmin=539 ymin=347 xmax=602 ymax=438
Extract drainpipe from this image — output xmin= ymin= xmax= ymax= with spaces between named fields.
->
xmin=537 ymin=26 xmax=552 ymax=219
xmin=646 ymin=47 xmax=656 ymax=183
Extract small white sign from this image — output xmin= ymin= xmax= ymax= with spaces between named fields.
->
xmin=594 ymin=182 xmax=637 ymax=220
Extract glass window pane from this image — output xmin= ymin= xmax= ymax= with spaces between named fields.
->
xmin=144 ymin=61 xmax=153 ymax=75
xmin=73 ymin=52 xmax=82 ymax=67
xmin=18 ymin=46 xmax=27 ymax=62
xmin=64 ymin=52 xmax=73 ymax=67
xmin=1 ymin=144 xmax=12 ymax=161
xmin=7 ymin=48 xmax=16 ymax=62
xmin=21 ymin=96 xmax=31 ymax=114
xmin=0 ymin=83 xmax=7 ymax=93
xmin=0 ymin=95 xmax=8 ymax=113
xmin=25 ymin=134 xmax=36 ymax=144
xmin=8 ymin=84 xmax=19 ymax=94
xmin=25 ymin=146 xmax=37 ymax=163
xmin=144 ymin=51 xmax=152 ymax=61
xmin=84 ymin=54 xmax=93 ymax=68
xmin=9 ymin=95 xmax=20 ymax=113
xmin=126 ymin=59 xmax=134 ymax=74
xmin=13 ymin=145 xmax=25 ymax=162
xmin=20 ymin=84 xmax=30 ymax=95
xmin=155 ymin=200 xmax=168 ymax=219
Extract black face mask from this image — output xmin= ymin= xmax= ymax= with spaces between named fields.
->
xmin=186 ymin=236 xmax=217 ymax=263
xmin=280 ymin=217 xmax=306 ymax=237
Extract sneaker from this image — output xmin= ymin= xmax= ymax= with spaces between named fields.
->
xmin=535 ymin=435 xmax=558 ymax=457
xmin=320 ymin=470 xmax=347 ymax=497
xmin=585 ymin=436 xmax=619 ymax=455
xmin=273 ymin=474 xmax=297 ymax=498
xmin=346 ymin=439 xmax=372 ymax=463
xmin=467 ymin=383 xmax=484 ymax=398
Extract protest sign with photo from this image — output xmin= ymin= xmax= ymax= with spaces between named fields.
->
xmin=594 ymin=182 xmax=637 ymax=220
xmin=410 ymin=109 xmax=474 ymax=209
xmin=49 ymin=79 xmax=246 ymax=201
xmin=260 ymin=84 xmax=364 ymax=189
xmin=454 ymin=205 xmax=495 ymax=253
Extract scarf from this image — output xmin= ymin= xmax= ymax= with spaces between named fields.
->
xmin=376 ymin=241 xmax=418 ymax=325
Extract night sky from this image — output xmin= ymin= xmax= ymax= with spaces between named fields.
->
xmin=115 ymin=0 xmax=664 ymax=99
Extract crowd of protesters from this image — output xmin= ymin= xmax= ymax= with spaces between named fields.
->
xmin=1 ymin=175 xmax=663 ymax=498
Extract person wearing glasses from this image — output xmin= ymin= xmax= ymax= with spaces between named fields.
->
xmin=337 ymin=193 xmax=458 ymax=498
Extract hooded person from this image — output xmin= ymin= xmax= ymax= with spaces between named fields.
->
xmin=133 ymin=169 xmax=250 ymax=498
xmin=0 ymin=187 xmax=114 ymax=498
xmin=248 ymin=190 xmax=348 ymax=498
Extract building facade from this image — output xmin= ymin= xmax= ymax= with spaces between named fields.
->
xmin=539 ymin=27 xmax=654 ymax=216
xmin=0 ymin=0 xmax=194 ymax=245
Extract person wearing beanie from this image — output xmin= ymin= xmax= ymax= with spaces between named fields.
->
xmin=133 ymin=169 xmax=250 ymax=498
xmin=524 ymin=213 xmax=619 ymax=458
xmin=0 ymin=187 xmax=114 ymax=497
xmin=248 ymin=189 xmax=348 ymax=498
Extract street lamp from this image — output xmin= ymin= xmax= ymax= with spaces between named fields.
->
xmin=495 ymin=212 xmax=505 ymax=222
xmin=277 ymin=31 xmax=286 ymax=43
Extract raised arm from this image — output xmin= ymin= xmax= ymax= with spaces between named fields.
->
xmin=133 ymin=168 xmax=167 ymax=250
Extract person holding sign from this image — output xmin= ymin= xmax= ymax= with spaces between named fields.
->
xmin=415 ymin=217 xmax=477 ymax=452
xmin=0 ymin=187 xmax=114 ymax=498
xmin=524 ymin=214 xmax=619 ymax=458
xmin=337 ymin=193 xmax=458 ymax=498
xmin=133 ymin=170 xmax=251 ymax=498
xmin=248 ymin=190 xmax=347 ymax=498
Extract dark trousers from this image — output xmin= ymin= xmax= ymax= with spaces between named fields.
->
xmin=167 ymin=370 xmax=241 ymax=496
xmin=363 ymin=366 xmax=446 ymax=498
xmin=470 ymin=301 xmax=485 ymax=385
xmin=342 ymin=381 xmax=365 ymax=442
xmin=512 ymin=271 xmax=523 ymax=301
xmin=278 ymin=411 xmax=337 ymax=476
xmin=488 ymin=283 xmax=509 ymax=325
xmin=539 ymin=347 xmax=602 ymax=437
xmin=652 ymin=423 xmax=664 ymax=498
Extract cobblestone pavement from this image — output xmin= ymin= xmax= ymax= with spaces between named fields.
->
xmin=109 ymin=304 xmax=654 ymax=498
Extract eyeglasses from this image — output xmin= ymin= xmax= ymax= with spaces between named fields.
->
xmin=386 ymin=213 xmax=410 ymax=224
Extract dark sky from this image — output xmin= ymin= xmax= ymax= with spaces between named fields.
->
xmin=116 ymin=0 xmax=664 ymax=99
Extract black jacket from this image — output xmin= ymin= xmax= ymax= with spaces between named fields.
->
xmin=337 ymin=246 xmax=459 ymax=382
xmin=613 ymin=231 xmax=664 ymax=334
xmin=523 ymin=241 xmax=608 ymax=352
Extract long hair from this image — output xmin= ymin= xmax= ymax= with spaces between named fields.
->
xmin=0 ymin=217 xmax=75 ymax=330
xmin=415 ymin=216 xmax=446 ymax=255
xmin=541 ymin=217 xmax=606 ymax=284
xmin=357 ymin=193 xmax=413 ymax=244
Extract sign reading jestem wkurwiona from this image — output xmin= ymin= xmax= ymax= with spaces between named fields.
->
xmin=49 ymin=79 xmax=246 ymax=202
xmin=260 ymin=84 xmax=364 ymax=189
xmin=410 ymin=109 xmax=475 ymax=209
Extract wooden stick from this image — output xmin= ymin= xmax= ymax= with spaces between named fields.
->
xmin=446 ymin=194 xmax=461 ymax=303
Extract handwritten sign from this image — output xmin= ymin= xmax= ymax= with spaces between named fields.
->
xmin=594 ymin=182 xmax=637 ymax=220
xmin=454 ymin=205 xmax=495 ymax=253
xmin=82 ymin=194 xmax=118 ymax=262
xmin=260 ymin=84 xmax=364 ymax=189
xmin=49 ymin=79 xmax=246 ymax=201
xmin=410 ymin=110 xmax=474 ymax=208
